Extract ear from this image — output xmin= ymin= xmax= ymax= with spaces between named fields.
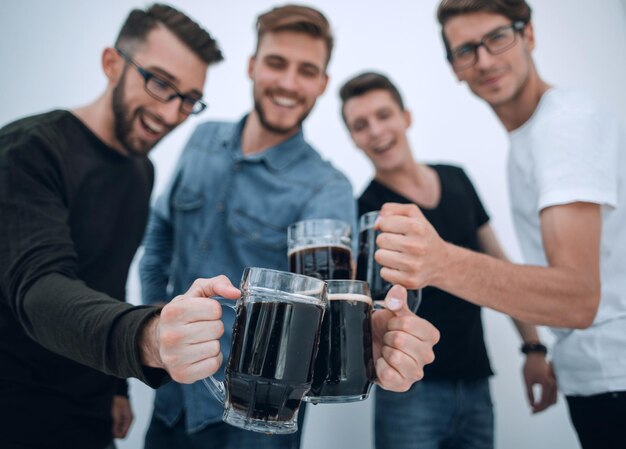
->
xmin=523 ymin=22 xmax=536 ymax=52
xmin=102 ymin=47 xmax=123 ymax=83
xmin=404 ymin=108 xmax=412 ymax=129
xmin=247 ymin=55 xmax=255 ymax=81
xmin=318 ymin=72 xmax=329 ymax=95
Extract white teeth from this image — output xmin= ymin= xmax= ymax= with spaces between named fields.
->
xmin=142 ymin=114 xmax=163 ymax=134
xmin=272 ymin=96 xmax=297 ymax=107
xmin=373 ymin=140 xmax=393 ymax=153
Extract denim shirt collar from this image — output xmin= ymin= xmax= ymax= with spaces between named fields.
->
xmin=223 ymin=115 xmax=310 ymax=171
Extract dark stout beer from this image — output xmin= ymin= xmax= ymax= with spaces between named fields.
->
xmin=226 ymin=299 xmax=324 ymax=421
xmin=307 ymin=293 xmax=375 ymax=402
xmin=288 ymin=244 xmax=352 ymax=281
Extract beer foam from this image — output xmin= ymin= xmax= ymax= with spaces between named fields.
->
xmin=287 ymin=244 xmax=352 ymax=256
xmin=328 ymin=293 xmax=372 ymax=304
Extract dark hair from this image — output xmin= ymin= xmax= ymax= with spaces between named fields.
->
xmin=339 ymin=72 xmax=405 ymax=124
xmin=115 ymin=3 xmax=223 ymax=65
xmin=255 ymin=4 xmax=333 ymax=67
xmin=437 ymin=0 xmax=532 ymax=57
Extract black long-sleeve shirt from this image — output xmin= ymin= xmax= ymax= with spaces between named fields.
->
xmin=0 ymin=110 xmax=167 ymax=448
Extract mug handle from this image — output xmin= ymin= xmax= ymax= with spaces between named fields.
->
xmin=201 ymin=300 xmax=238 ymax=405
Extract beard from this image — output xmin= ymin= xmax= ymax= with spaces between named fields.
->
xmin=252 ymin=89 xmax=313 ymax=135
xmin=112 ymin=70 xmax=163 ymax=157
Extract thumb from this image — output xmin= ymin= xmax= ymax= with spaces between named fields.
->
xmin=384 ymin=285 xmax=413 ymax=317
xmin=184 ymin=276 xmax=241 ymax=300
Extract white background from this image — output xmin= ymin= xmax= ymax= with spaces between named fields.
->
xmin=2 ymin=1 xmax=625 ymax=448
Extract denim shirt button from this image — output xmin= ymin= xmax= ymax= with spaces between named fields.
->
xmin=216 ymin=202 xmax=225 ymax=212
xmin=200 ymin=242 xmax=211 ymax=251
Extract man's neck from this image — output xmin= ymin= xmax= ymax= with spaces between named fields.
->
xmin=72 ymin=95 xmax=128 ymax=156
xmin=492 ymin=65 xmax=551 ymax=132
xmin=374 ymin=157 xmax=440 ymax=209
xmin=240 ymin=111 xmax=300 ymax=155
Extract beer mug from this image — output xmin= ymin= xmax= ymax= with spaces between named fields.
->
xmin=356 ymin=211 xmax=422 ymax=312
xmin=305 ymin=280 xmax=376 ymax=404
xmin=287 ymin=218 xmax=352 ymax=281
xmin=203 ymin=267 xmax=327 ymax=434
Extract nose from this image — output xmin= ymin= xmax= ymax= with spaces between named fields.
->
xmin=277 ymin=67 xmax=299 ymax=92
xmin=368 ymin=119 xmax=384 ymax=137
xmin=475 ymin=45 xmax=496 ymax=69
xmin=156 ymin=97 xmax=184 ymax=125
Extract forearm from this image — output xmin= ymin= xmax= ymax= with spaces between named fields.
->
xmin=21 ymin=273 xmax=168 ymax=386
xmin=512 ymin=318 xmax=541 ymax=343
xmin=435 ymin=243 xmax=599 ymax=328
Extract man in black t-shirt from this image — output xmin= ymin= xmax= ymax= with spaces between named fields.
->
xmin=0 ymin=5 xmax=228 ymax=449
xmin=339 ymin=71 xmax=556 ymax=449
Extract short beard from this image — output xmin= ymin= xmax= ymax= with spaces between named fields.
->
xmin=111 ymin=68 xmax=155 ymax=156
xmin=253 ymin=97 xmax=311 ymax=136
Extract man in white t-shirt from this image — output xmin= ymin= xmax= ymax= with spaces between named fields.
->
xmin=372 ymin=1 xmax=626 ymax=448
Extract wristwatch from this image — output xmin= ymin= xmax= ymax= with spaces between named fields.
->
xmin=521 ymin=342 xmax=548 ymax=355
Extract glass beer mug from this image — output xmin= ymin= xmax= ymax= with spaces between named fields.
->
xmin=203 ymin=267 xmax=327 ymax=434
xmin=287 ymin=218 xmax=352 ymax=281
xmin=356 ymin=211 xmax=422 ymax=312
xmin=306 ymin=280 xmax=376 ymax=404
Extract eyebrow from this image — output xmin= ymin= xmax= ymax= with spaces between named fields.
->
xmin=263 ymin=54 xmax=322 ymax=73
xmin=453 ymin=24 xmax=512 ymax=50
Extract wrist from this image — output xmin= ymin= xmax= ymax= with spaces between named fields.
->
xmin=521 ymin=342 xmax=547 ymax=356
xmin=139 ymin=315 xmax=163 ymax=368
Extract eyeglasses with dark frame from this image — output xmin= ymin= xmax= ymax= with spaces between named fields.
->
xmin=448 ymin=21 xmax=526 ymax=71
xmin=115 ymin=47 xmax=207 ymax=115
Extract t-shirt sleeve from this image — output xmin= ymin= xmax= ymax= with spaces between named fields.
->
xmin=530 ymin=104 xmax=619 ymax=212
xmin=457 ymin=167 xmax=490 ymax=228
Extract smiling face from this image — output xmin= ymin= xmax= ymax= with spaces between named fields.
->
xmin=248 ymin=30 xmax=328 ymax=136
xmin=110 ymin=25 xmax=208 ymax=156
xmin=444 ymin=12 xmax=535 ymax=108
xmin=343 ymin=89 xmax=413 ymax=173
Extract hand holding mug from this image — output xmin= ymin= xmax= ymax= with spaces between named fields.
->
xmin=140 ymin=276 xmax=240 ymax=383
xmin=371 ymin=284 xmax=440 ymax=392
xmin=376 ymin=203 xmax=450 ymax=290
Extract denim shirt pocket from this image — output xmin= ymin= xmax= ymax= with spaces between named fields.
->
xmin=172 ymin=187 xmax=205 ymax=211
xmin=227 ymin=207 xmax=287 ymax=251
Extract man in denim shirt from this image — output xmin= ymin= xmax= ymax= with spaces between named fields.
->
xmin=139 ymin=5 xmax=426 ymax=449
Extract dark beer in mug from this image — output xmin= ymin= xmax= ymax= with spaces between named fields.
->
xmin=226 ymin=298 xmax=324 ymax=421
xmin=307 ymin=287 xmax=375 ymax=403
xmin=287 ymin=219 xmax=353 ymax=281
xmin=288 ymin=244 xmax=352 ymax=281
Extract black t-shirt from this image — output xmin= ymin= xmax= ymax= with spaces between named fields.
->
xmin=359 ymin=164 xmax=494 ymax=381
xmin=0 ymin=110 xmax=163 ymax=448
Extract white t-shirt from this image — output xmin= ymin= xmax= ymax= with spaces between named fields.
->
xmin=508 ymin=88 xmax=626 ymax=396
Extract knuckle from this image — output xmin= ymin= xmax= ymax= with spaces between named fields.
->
xmin=214 ymin=274 xmax=230 ymax=284
xmin=160 ymin=329 xmax=183 ymax=348
xmin=423 ymin=347 xmax=436 ymax=365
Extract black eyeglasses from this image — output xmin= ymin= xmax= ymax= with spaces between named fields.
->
xmin=448 ymin=21 xmax=526 ymax=71
xmin=115 ymin=47 xmax=207 ymax=115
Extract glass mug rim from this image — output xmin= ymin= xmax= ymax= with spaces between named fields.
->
xmin=287 ymin=218 xmax=352 ymax=251
xmin=241 ymin=267 xmax=327 ymax=305
xmin=358 ymin=210 xmax=379 ymax=231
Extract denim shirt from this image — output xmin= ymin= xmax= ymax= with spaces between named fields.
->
xmin=139 ymin=117 xmax=356 ymax=432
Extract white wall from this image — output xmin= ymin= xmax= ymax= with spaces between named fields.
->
xmin=2 ymin=1 xmax=625 ymax=448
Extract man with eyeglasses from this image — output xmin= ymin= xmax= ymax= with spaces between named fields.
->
xmin=0 ymin=5 xmax=233 ymax=449
xmin=374 ymin=1 xmax=626 ymax=447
